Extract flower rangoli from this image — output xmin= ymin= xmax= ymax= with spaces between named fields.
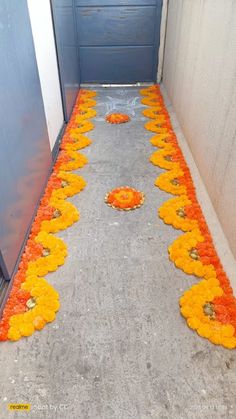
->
xmin=105 ymin=186 xmax=144 ymax=211
xmin=141 ymin=85 xmax=236 ymax=349
xmin=106 ymin=113 xmax=130 ymax=124
xmin=0 ymin=89 xmax=96 ymax=341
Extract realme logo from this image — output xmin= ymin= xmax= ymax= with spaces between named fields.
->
xmin=8 ymin=404 xmax=31 ymax=411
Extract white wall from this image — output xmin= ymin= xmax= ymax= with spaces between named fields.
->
xmin=163 ymin=0 xmax=236 ymax=257
xmin=27 ymin=0 xmax=64 ymax=149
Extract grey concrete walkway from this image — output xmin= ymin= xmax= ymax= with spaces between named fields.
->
xmin=0 ymin=87 xmax=236 ymax=419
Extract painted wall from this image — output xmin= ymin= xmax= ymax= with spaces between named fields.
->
xmin=27 ymin=0 xmax=64 ymax=149
xmin=163 ymin=0 xmax=236 ymax=257
xmin=0 ymin=0 xmax=51 ymax=279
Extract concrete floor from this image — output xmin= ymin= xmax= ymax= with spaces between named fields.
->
xmin=0 ymin=87 xmax=236 ymax=419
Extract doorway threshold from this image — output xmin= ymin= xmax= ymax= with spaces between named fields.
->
xmin=81 ymin=82 xmax=154 ymax=88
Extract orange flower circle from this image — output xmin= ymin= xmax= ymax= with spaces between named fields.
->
xmin=105 ymin=186 xmax=145 ymax=210
xmin=106 ymin=113 xmax=130 ymax=124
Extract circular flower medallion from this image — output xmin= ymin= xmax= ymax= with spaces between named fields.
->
xmin=106 ymin=113 xmax=130 ymax=124
xmin=105 ymin=186 xmax=145 ymax=211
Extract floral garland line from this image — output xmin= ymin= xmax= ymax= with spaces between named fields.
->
xmin=0 ymin=89 xmax=96 ymax=341
xmin=141 ymin=85 xmax=236 ymax=349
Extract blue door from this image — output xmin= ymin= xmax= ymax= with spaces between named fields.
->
xmin=0 ymin=0 xmax=51 ymax=280
xmin=76 ymin=0 xmax=163 ymax=83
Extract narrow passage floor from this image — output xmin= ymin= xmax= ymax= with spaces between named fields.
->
xmin=0 ymin=87 xmax=235 ymax=419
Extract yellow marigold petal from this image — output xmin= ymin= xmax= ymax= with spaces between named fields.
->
xmin=41 ymin=308 xmax=56 ymax=323
xmin=221 ymin=337 xmax=236 ymax=349
xmin=197 ymin=324 xmax=212 ymax=339
xmin=220 ymin=324 xmax=235 ymax=338
xmin=33 ymin=316 xmax=46 ymax=331
xmin=8 ymin=327 xmax=22 ymax=341
xmin=19 ymin=323 xmax=35 ymax=337
xmin=187 ymin=317 xmax=201 ymax=330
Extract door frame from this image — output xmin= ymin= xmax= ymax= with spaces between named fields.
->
xmin=49 ymin=0 xmax=67 ymax=122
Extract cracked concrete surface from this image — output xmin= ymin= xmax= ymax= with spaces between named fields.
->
xmin=0 ymin=87 xmax=235 ymax=419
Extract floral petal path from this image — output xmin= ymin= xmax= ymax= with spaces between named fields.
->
xmin=141 ymin=85 xmax=236 ymax=349
xmin=0 ymin=86 xmax=235 ymax=417
xmin=0 ymin=90 xmax=96 ymax=341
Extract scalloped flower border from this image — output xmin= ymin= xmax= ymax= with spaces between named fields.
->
xmin=141 ymin=85 xmax=236 ymax=349
xmin=0 ymin=89 xmax=97 ymax=341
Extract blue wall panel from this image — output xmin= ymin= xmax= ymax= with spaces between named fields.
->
xmin=0 ymin=0 xmax=51 ymax=279
xmin=51 ymin=1 xmax=80 ymax=121
xmin=52 ymin=0 xmax=162 ymax=85
xmin=53 ymin=0 xmax=73 ymax=7
xmin=54 ymin=8 xmax=76 ymax=45
xmin=80 ymin=46 xmax=154 ymax=83
xmin=59 ymin=46 xmax=81 ymax=115
xmin=76 ymin=6 xmax=156 ymax=46
xmin=76 ymin=0 xmax=157 ymax=5
xmin=76 ymin=0 xmax=163 ymax=83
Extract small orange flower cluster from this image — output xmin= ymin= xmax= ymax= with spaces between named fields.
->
xmin=106 ymin=113 xmax=130 ymax=124
xmin=105 ymin=186 xmax=144 ymax=211
xmin=0 ymin=89 xmax=96 ymax=341
xmin=141 ymin=85 xmax=236 ymax=349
